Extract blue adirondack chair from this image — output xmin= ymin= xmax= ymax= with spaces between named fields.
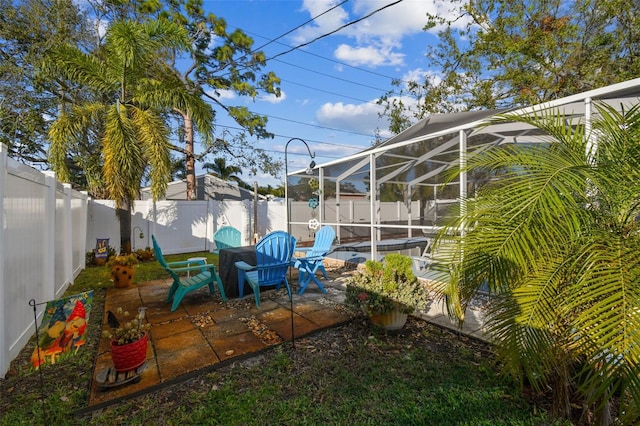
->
xmin=293 ymin=225 xmax=335 ymax=295
xmin=213 ymin=226 xmax=242 ymax=254
xmin=152 ymin=235 xmax=227 ymax=311
xmin=235 ymin=231 xmax=296 ymax=308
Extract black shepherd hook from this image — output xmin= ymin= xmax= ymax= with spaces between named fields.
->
xmin=29 ymin=299 xmax=48 ymax=423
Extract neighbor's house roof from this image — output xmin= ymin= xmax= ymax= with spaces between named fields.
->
xmin=140 ymin=174 xmax=264 ymax=201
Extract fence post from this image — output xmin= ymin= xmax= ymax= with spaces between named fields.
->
xmin=43 ymin=172 xmax=56 ymax=303
xmin=0 ymin=144 xmax=7 ymax=376
xmin=62 ymin=183 xmax=73 ymax=295
xmin=80 ymin=191 xmax=89 ymax=271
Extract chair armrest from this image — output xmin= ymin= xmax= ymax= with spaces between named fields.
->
xmin=296 ymin=248 xmax=313 ymax=253
xmin=258 ymin=262 xmax=293 ymax=271
xmin=168 ymin=264 xmax=214 ymax=274
xmin=166 ymin=259 xmax=204 ymax=268
xmin=235 ymin=261 xmax=256 ymax=271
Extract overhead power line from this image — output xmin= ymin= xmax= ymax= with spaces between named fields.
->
xmin=215 ymin=123 xmax=370 ymax=151
xmin=279 ymin=78 xmax=375 ymax=105
xmin=273 ymin=58 xmax=388 ymax=93
xmin=251 ymin=0 xmax=350 ymax=53
xmin=253 ymin=111 xmax=375 ymax=138
xmin=235 ymin=26 xmax=410 ymax=93
xmin=267 ymin=0 xmax=405 ymax=62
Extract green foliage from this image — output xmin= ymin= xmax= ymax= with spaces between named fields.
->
xmin=2 ymin=0 xmax=283 ymax=200
xmin=0 ymin=0 xmax=94 ymax=167
xmin=46 ymin=19 xmax=203 ymax=205
xmin=158 ymin=0 xmax=283 ymax=199
xmin=345 ymin=254 xmax=430 ymax=315
xmin=438 ymin=102 xmax=640 ymax=422
xmin=379 ymin=0 xmax=640 ymax=132
xmin=203 ymin=157 xmax=242 ymax=182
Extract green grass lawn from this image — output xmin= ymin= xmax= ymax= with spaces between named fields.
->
xmin=1 ymin=252 xmax=564 ymax=425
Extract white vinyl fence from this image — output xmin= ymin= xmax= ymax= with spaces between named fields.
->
xmin=86 ymin=198 xmax=287 ymax=256
xmin=0 ymin=144 xmax=88 ymax=377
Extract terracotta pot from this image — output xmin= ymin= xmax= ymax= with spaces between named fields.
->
xmin=111 ymin=265 xmax=135 ymax=288
xmin=110 ymin=333 xmax=147 ymax=372
xmin=369 ymin=308 xmax=408 ymax=331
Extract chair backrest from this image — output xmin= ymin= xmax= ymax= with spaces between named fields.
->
xmin=151 ymin=235 xmax=168 ymax=268
xmin=307 ymin=226 xmax=335 ymax=258
xmin=255 ymin=231 xmax=296 ymax=285
xmin=152 ymin=235 xmax=181 ymax=281
xmin=214 ymin=226 xmax=242 ymax=251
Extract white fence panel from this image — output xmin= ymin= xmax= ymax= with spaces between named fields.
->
xmin=54 ymin=180 xmax=69 ymax=298
xmin=151 ymin=200 xmax=210 ymax=254
xmin=1 ymin=144 xmax=88 ymax=377
xmin=1 ymin=158 xmax=50 ymax=379
xmin=86 ymin=200 xmax=120 ymax=256
xmin=71 ymin=191 xmax=88 ymax=277
xmin=86 ymin=199 xmax=289 ymax=255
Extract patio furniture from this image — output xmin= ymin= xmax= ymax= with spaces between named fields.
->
xmin=186 ymin=256 xmax=207 ymax=278
xmin=213 ymin=226 xmax=241 ymax=254
xmin=235 ymin=231 xmax=296 ymax=308
xmin=152 ymin=235 xmax=227 ymax=311
xmin=218 ymin=246 xmax=257 ymax=298
xmin=411 ymin=237 xmax=457 ymax=279
xmin=293 ymin=225 xmax=335 ymax=295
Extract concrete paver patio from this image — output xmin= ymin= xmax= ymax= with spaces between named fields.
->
xmin=87 ymin=259 xmax=487 ymax=409
xmin=89 ymin=271 xmax=355 ymax=407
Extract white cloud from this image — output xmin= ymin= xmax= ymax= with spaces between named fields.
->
xmin=207 ymin=89 xmax=235 ymax=101
xmin=295 ymin=0 xmax=467 ymax=68
xmin=316 ymin=100 xmax=387 ymax=136
xmin=259 ymin=91 xmax=287 ymax=104
xmin=334 ymin=43 xmax=404 ymax=67
xmin=402 ymin=68 xmax=443 ymax=89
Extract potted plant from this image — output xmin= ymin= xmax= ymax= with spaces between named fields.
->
xmin=135 ymin=247 xmax=154 ymax=262
xmin=345 ymin=254 xmax=430 ymax=330
xmin=102 ymin=307 xmax=150 ymax=372
xmin=107 ymin=254 xmax=139 ymax=288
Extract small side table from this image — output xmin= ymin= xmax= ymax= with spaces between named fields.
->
xmin=186 ymin=257 xmax=207 ymax=277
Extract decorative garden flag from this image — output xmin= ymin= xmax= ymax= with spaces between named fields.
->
xmin=95 ymin=238 xmax=109 ymax=261
xmin=30 ymin=291 xmax=94 ymax=368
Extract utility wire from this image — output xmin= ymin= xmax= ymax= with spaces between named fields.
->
xmin=248 ymin=112 xmax=375 ymax=138
xmin=215 ymin=123 xmax=372 ymax=150
xmin=266 ymin=0 xmax=405 ymax=62
xmin=237 ymin=30 xmax=407 ymax=90
xmin=273 ymin=58 xmax=388 ymax=93
xmin=279 ymin=78 xmax=374 ymax=105
xmin=251 ymin=0 xmax=350 ymax=52
xmin=225 ymin=0 xmax=411 ymax=100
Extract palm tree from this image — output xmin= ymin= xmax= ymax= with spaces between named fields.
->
xmin=46 ymin=19 xmax=213 ymax=253
xmin=437 ymin=103 xmax=640 ymax=424
xmin=203 ymin=158 xmax=242 ymax=183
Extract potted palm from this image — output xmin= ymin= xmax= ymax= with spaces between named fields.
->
xmin=345 ymin=254 xmax=430 ymax=330
xmin=102 ymin=307 xmax=150 ymax=372
xmin=106 ymin=254 xmax=139 ymax=288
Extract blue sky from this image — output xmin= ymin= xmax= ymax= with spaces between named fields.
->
xmin=199 ymin=0 xmax=460 ymax=187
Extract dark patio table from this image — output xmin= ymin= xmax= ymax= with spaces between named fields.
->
xmin=218 ymin=246 xmax=256 ymax=298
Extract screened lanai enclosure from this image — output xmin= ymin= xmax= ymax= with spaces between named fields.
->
xmin=286 ymin=78 xmax=640 ymax=263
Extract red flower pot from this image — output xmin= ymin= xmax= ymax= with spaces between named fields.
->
xmin=110 ymin=333 xmax=147 ymax=372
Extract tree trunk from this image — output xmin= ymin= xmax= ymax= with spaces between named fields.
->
xmin=118 ymin=198 xmax=132 ymax=254
xmin=184 ymin=113 xmax=196 ymax=200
